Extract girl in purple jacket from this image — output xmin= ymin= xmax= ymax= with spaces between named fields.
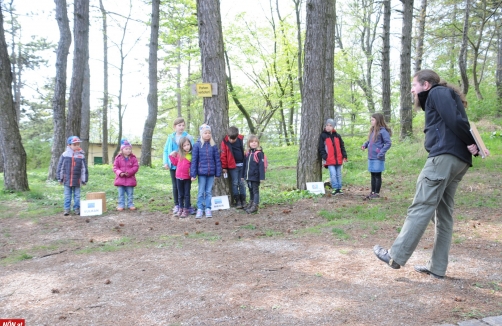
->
xmin=169 ymin=137 xmax=193 ymax=218
xmin=113 ymin=140 xmax=139 ymax=210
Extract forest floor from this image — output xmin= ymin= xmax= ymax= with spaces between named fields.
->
xmin=1 ymin=186 xmax=501 ymax=325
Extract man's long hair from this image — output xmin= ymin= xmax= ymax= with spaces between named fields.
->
xmin=414 ymin=69 xmax=468 ymax=108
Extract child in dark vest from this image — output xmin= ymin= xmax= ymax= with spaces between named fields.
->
xmin=242 ymin=135 xmax=266 ymax=214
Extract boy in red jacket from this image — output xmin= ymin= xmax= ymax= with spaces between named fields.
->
xmin=318 ymin=119 xmax=348 ymax=195
xmin=220 ymin=126 xmax=247 ymax=208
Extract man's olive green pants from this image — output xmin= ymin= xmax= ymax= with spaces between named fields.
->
xmin=390 ymin=154 xmax=469 ymax=277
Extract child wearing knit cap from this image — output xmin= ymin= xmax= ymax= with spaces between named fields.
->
xmin=318 ymin=119 xmax=348 ymax=195
xmin=113 ymin=139 xmax=139 ymax=210
xmin=190 ymin=124 xmax=222 ymax=218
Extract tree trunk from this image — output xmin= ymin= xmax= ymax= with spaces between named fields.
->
xmin=297 ymin=0 xmax=329 ymax=190
xmin=140 ymin=0 xmax=160 ymax=167
xmin=399 ymin=0 xmax=413 ymax=139
xmin=66 ymin=0 xmax=89 ymax=137
xmin=48 ymin=0 xmax=72 ymax=180
xmin=323 ymin=0 xmax=335 ymax=122
xmin=293 ymin=0 xmax=304 ymax=100
xmin=497 ymin=26 xmax=502 ymax=117
xmin=196 ymin=0 xmax=230 ymax=196
xmin=177 ymin=38 xmax=182 ymax=117
xmin=458 ymin=0 xmax=470 ymax=95
xmin=414 ymin=0 xmax=427 ymax=73
xmin=0 ymin=6 xmax=29 ymax=191
xmin=8 ymin=0 xmax=20 ymax=124
xmin=99 ymin=0 xmax=109 ymax=164
xmin=80 ymin=59 xmax=90 ymax=162
xmin=381 ymin=0 xmax=391 ymax=122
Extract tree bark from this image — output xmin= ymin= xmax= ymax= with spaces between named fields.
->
xmin=458 ymin=0 xmax=470 ymax=95
xmin=414 ymin=0 xmax=427 ymax=73
xmin=196 ymin=0 xmax=230 ymax=196
xmin=323 ymin=0 xmax=336 ymax=122
xmin=381 ymin=0 xmax=391 ymax=122
xmin=48 ymin=0 xmax=72 ymax=180
xmin=66 ymin=0 xmax=89 ymax=137
xmin=80 ymin=59 xmax=90 ymax=162
xmin=8 ymin=0 xmax=20 ymax=124
xmin=293 ymin=0 xmax=304 ymax=100
xmin=399 ymin=0 xmax=414 ymax=139
xmin=0 ymin=6 xmax=29 ymax=191
xmin=297 ymin=0 xmax=329 ymax=190
xmin=497 ymin=25 xmax=502 ymax=117
xmin=141 ymin=0 xmax=160 ymax=167
xmin=99 ymin=0 xmax=109 ymax=164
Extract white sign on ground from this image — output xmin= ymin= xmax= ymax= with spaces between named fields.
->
xmin=306 ymin=182 xmax=325 ymax=195
xmin=211 ymin=196 xmax=230 ymax=211
xmin=80 ymin=199 xmax=103 ymax=216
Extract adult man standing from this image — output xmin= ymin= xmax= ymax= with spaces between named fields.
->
xmin=373 ymin=69 xmax=487 ymax=279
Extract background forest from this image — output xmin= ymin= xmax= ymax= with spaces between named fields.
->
xmin=0 ymin=0 xmax=501 ymax=192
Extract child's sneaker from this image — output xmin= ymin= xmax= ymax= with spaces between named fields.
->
xmin=335 ymin=189 xmax=343 ymax=195
xmin=63 ymin=210 xmax=70 ymax=216
xmin=188 ymin=206 xmax=196 ymax=215
xmin=172 ymin=205 xmax=180 ymax=214
xmin=129 ymin=207 xmax=136 ymax=210
xmin=205 ymin=208 xmax=212 ymax=218
xmin=117 ymin=207 xmax=124 ymax=211
xmin=195 ymin=209 xmax=203 ymax=219
xmin=180 ymin=208 xmax=189 ymax=218
xmin=369 ymin=193 xmax=380 ymax=199
xmin=74 ymin=208 xmax=80 ymax=215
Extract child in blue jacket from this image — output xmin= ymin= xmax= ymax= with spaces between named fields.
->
xmin=57 ymin=136 xmax=88 ymax=216
xmin=361 ymin=113 xmax=392 ymax=199
xmin=190 ymin=124 xmax=222 ymax=218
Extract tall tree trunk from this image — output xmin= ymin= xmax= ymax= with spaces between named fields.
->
xmin=196 ymin=0 xmax=230 ymax=196
xmin=399 ymin=0 xmax=413 ymax=139
xmin=458 ymin=0 xmax=470 ymax=95
xmin=48 ymin=0 xmax=72 ymax=180
xmin=80 ymin=59 xmax=90 ymax=162
xmin=323 ymin=0 xmax=336 ymax=122
xmin=141 ymin=0 xmax=160 ymax=167
xmin=66 ymin=0 xmax=89 ymax=137
xmin=99 ymin=0 xmax=109 ymax=164
xmin=414 ymin=0 xmax=427 ymax=73
xmin=0 ymin=6 xmax=29 ymax=191
xmin=8 ymin=0 xmax=20 ymax=124
xmin=293 ymin=0 xmax=304 ymax=100
xmin=497 ymin=26 xmax=502 ymax=117
xmin=177 ymin=38 xmax=182 ymax=117
xmin=381 ymin=0 xmax=391 ymax=122
xmin=297 ymin=0 xmax=329 ymax=190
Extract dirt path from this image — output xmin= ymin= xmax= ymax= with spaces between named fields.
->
xmin=1 ymin=192 xmax=501 ymax=325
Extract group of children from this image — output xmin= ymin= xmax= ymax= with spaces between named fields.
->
xmin=164 ymin=118 xmax=266 ymax=218
xmin=58 ymin=113 xmax=391 ymax=217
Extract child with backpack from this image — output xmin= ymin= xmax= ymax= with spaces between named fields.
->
xmin=242 ymin=135 xmax=266 ymax=214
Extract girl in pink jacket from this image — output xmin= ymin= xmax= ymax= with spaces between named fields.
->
xmin=113 ymin=140 xmax=139 ymax=210
xmin=169 ymin=137 xmax=193 ymax=218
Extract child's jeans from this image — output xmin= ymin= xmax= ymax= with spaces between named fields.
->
xmin=64 ymin=186 xmax=81 ymax=210
xmin=328 ymin=165 xmax=342 ymax=190
xmin=197 ymin=175 xmax=214 ymax=210
xmin=247 ymin=181 xmax=260 ymax=204
xmin=170 ymin=169 xmax=179 ymax=206
xmin=117 ymin=186 xmax=135 ymax=208
xmin=176 ymin=178 xmax=192 ymax=209
xmin=229 ymin=166 xmax=246 ymax=197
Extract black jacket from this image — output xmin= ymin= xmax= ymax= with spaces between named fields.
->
xmin=418 ymin=84 xmax=475 ymax=166
xmin=243 ymin=148 xmax=266 ymax=181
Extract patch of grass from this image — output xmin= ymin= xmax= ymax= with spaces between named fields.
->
xmin=460 ymin=309 xmax=486 ymax=319
xmin=187 ymin=232 xmax=221 ymax=241
xmin=240 ymin=224 xmax=256 ymax=230
xmin=453 ymin=234 xmax=466 ymax=244
xmin=264 ymin=230 xmax=282 ymax=237
xmin=1 ymin=251 xmax=33 ymax=265
xmin=76 ymin=237 xmax=133 ymax=254
xmin=331 ymin=228 xmax=349 ymax=240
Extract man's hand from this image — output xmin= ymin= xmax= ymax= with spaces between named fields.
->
xmin=191 ymin=177 xmax=196 ymax=181
xmin=467 ymin=144 xmax=479 ymax=155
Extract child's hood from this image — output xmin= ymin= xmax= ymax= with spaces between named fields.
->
xmin=63 ymin=146 xmax=85 ymax=157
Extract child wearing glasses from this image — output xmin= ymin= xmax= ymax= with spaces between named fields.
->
xmin=190 ymin=124 xmax=222 ymax=218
